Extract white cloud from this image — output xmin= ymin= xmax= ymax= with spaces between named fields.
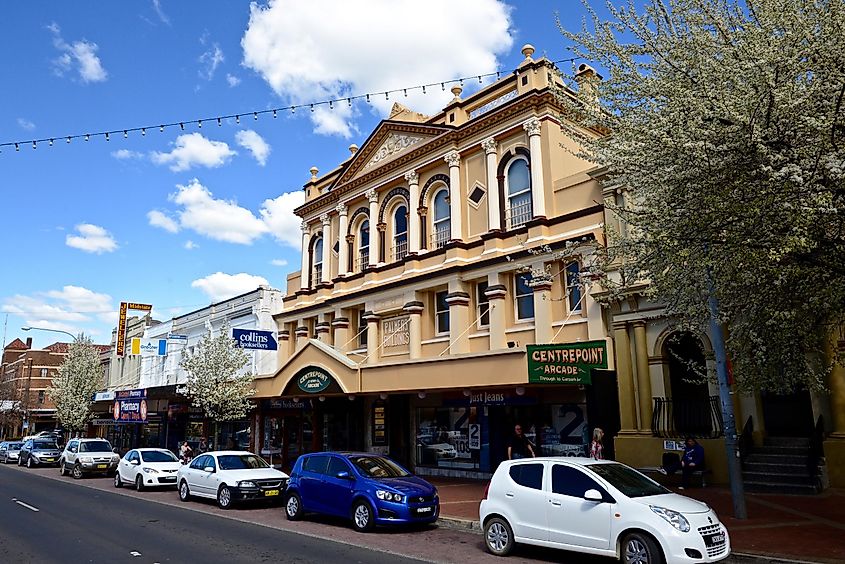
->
xmin=48 ymin=23 xmax=108 ymax=83
xmin=226 ymin=73 xmax=241 ymax=87
xmin=17 ymin=118 xmax=36 ymax=131
xmin=199 ymin=42 xmax=224 ymax=80
xmin=191 ymin=272 xmax=269 ymax=302
xmin=111 ymin=149 xmax=144 ymax=160
xmin=65 ymin=223 xmax=118 ymax=254
xmin=184 ymin=240 xmax=198 ymax=250
xmin=260 ymin=191 xmax=306 ymax=248
xmin=241 ymin=0 xmax=513 ymax=137
xmin=270 ymin=259 xmax=288 ymax=267
xmin=1 ymin=285 xmax=115 ymax=336
xmin=235 ymin=130 xmax=271 ymax=166
xmin=169 ymin=179 xmax=269 ymax=244
xmin=147 ymin=210 xmax=180 ymax=233
xmin=152 ymin=0 xmax=170 ymax=25
xmin=151 ymin=133 xmax=236 ymax=172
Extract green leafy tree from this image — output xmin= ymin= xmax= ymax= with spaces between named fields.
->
xmin=178 ymin=322 xmax=254 ymax=449
xmin=558 ymin=0 xmax=845 ymax=393
xmin=48 ymin=335 xmax=102 ymax=433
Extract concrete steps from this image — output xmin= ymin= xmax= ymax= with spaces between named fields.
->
xmin=742 ymin=436 xmax=820 ymax=495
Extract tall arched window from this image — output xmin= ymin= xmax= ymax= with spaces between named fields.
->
xmin=393 ymin=205 xmax=408 ymax=260
xmin=312 ymin=237 xmax=324 ymax=286
xmin=432 ymin=189 xmax=450 ymax=249
xmin=357 ymin=220 xmax=370 ymax=271
xmin=505 ymin=157 xmax=532 ymax=228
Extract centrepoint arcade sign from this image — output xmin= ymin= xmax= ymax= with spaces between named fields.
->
xmin=527 ymin=341 xmax=609 ymax=385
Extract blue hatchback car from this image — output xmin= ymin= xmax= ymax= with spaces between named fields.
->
xmin=284 ymin=452 xmax=439 ymax=532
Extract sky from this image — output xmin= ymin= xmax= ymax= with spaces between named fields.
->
xmin=0 ymin=0 xmax=613 ymax=349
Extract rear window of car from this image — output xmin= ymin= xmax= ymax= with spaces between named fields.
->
xmin=80 ymin=441 xmax=112 ymax=453
xmin=302 ymin=454 xmax=330 ymax=474
xmin=509 ymin=463 xmax=544 ymax=490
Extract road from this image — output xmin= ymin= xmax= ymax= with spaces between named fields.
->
xmin=0 ymin=463 xmax=613 ymax=564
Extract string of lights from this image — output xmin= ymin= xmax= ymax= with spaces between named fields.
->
xmin=0 ymin=57 xmax=578 ymax=153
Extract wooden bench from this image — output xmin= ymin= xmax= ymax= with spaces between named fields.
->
xmin=637 ymin=466 xmax=711 ymax=488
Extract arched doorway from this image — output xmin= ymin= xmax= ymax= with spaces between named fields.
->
xmin=665 ymin=332 xmax=713 ymax=436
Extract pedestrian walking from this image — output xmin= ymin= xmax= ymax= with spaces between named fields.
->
xmin=507 ymin=424 xmax=535 ymax=460
xmin=589 ymin=427 xmax=605 ymax=460
xmin=198 ymin=438 xmax=207 ymax=454
xmin=180 ymin=441 xmax=193 ymax=464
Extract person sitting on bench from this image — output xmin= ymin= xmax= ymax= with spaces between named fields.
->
xmin=660 ymin=437 xmax=705 ymax=489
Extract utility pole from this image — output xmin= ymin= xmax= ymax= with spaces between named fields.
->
xmin=24 ymin=359 xmax=33 ymax=436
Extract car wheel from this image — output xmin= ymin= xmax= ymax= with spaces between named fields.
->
xmin=179 ymin=480 xmax=191 ymax=502
xmin=351 ymin=500 xmax=375 ymax=533
xmin=622 ymin=532 xmax=664 ymax=564
xmin=135 ymin=474 xmax=145 ymax=492
xmin=217 ymin=485 xmax=233 ymax=510
xmin=114 ymin=472 xmax=122 ymax=488
xmin=72 ymin=463 xmax=84 ymax=480
xmin=484 ymin=517 xmax=515 ymax=556
xmin=285 ymin=492 xmax=303 ymax=520
xmin=59 ymin=460 xmax=67 ymax=476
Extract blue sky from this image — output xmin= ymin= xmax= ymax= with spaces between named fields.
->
xmin=0 ymin=0 xmax=610 ymax=348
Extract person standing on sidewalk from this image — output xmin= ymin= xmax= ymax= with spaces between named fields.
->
xmin=508 ymin=425 xmax=535 ymax=460
xmin=589 ymin=428 xmax=605 ymax=460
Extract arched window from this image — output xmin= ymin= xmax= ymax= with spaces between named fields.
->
xmin=312 ymin=237 xmax=323 ymax=285
xmin=505 ymin=157 xmax=532 ymax=228
xmin=393 ymin=205 xmax=408 ymax=260
xmin=432 ymin=189 xmax=450 ymax=249
xmin=357 ymin=220 xmax=370 ymax=271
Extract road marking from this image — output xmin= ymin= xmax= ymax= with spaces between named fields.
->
xmin=11 ymin=498 xmax=40 ymax=512
xmin=129 ymin=551 xmax=141 ymax=557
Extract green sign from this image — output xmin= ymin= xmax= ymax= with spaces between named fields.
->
xmin=296 ymin=368 xmax=332 ymax=394
xmin=527 ymin=340 xmax=608 ymax=385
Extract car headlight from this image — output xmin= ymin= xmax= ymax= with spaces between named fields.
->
xmin=376 ymin=490 xmax=404 ymax=503
xmin=650 ymin=505 xmax=690 ymax=532
xmin=142 ymin=467 xmax=159 ymax=474
xmin=80 ymin=456 xmax=93 ymax=463
xmin=238 ymin=481 xmax=257 ymax=489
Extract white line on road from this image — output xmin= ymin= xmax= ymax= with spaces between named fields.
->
xmin=129 ymin=551 xmax=141 ymax=557
xmin=11 ymin=498 xmax=40 ymax=512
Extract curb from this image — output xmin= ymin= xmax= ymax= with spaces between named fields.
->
xmin=437 ymin=516 xmax=481 ymax=533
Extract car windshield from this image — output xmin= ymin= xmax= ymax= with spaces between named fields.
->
xmin=217 ymin=454 xmax=269 ymax=470
xmin=141 ymin=450 xmax=178 ymax=463
xmin=586 ymin=463 xmax=670 ymax=498
xmin=350 ymin=456 xmax=410 ymax=478
xmin=33 ymin=441 xmax=58 ymax=450
xmin=80 ymin=441 xmax=112 ymax=453
xmin=9 ymin=442 xmax=23 ymax=449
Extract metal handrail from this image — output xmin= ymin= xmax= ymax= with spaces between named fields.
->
xmin=809 ymin=414 xmax=826 ymax=476
xmin=738 ymin=415 xmax=754 ymax=460
xmin=506 ymin=200 xmax=532 ymax=229
xmin=433 ymin=225 xmax=450 ymax=249
xmin=651 ymin=396 xmax=724 ymax=439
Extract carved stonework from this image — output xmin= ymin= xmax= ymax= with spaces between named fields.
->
xmin=367 ymin=188 xmax=379 ymax=204
xmin=364 ymin=133 xmax=425 ymax=169
xmin=320 ymin=213 xmax=330 ymax=226
xmin=404 ymin=170 xmax=419 ymax=185
xmin=444 ymin=150 xmax=461 ymax=168
xmin=481 ymin=137 xmax=498 ymax=154
xmin=335 ymin=202 xmax=348 ymax=215
xmin=301 ymin=220 xmax=309 ymax=233
xmin=523 ymin=117 xmax=542 ymax=136
xmin=468 ymin=89 xmax=518 ymax=119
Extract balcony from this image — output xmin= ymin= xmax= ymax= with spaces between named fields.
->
xmin=392 ymin=239 xmax=408 ymax=261
xmin=506 ymin=200 xmax=533 ymax=229
xmin=652 ymin=396 xmax=724 ymax=439
xmin=312 ymin=265 xmax=323 ymax=285
xmin=433 ymin=225 xmax=451 ymax=249
xmin=356 ymin=250 xmax=369 ymax=272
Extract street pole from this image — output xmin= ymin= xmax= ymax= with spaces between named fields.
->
xmin=24 ymin=359 xmax=33 ymax=436
xmin=706 ymin=275 xmax=747 ymax=519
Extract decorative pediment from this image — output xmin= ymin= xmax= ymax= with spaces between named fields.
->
xmin=363 ymin=133 xmax=426 ymax=170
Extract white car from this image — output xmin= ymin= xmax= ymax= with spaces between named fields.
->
xmin=177 ymin=450 xmax=289 ymax=509
xmin=480 ymin=457 xmax=730 ymax=564
xmin=59 ymin=438 xmax=120 ymax=478
xmin=114 ymin=448 xmax=181 ymax=490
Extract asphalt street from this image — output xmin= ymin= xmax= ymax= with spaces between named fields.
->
xmin=0 ymin=463 xmax=420 ymax=564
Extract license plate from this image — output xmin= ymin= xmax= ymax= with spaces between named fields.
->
xmin=264 ymin=489 xmax=279 ymax=497
xmin=416 ymin=506 xmax=433 ymax=513
xmin=44 ymin=458 xmax=55 ymax=462
xmin=97 ymin=464 xmax=107 ymax=469
xmin=705 ymin=533 xmax=725 ymax=546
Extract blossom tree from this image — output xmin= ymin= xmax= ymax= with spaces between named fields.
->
xmin=178 ymin=322 xmax=254 ymax=449
xmin=48 ymin=335 xmax=102 ymax=433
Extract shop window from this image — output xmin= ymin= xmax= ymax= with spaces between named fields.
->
xmin=416 ymin=406 xmax=479 ymax=470
xmin=565 ymin=261 xmax=582 ymax=313
xmin=476 ymin=281 xmax=490 ymax=328
xmin=435 ymin=291 xmax=450 ymax=335
xmin=514 ymin=272 xmax=534 ymax=321
xmin=505 ymin=157 xmax=532 ymax=228
xmin=552 ymin=464 xmax=607 ymax=498
xmin=509 ymin=463 xmax=543 ymax=490
xmin=358 ymin=310 xmax=368 ymax=349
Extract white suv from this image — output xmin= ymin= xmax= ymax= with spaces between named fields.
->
xmin=479 ymin=457 xmax=730 ymax=564
xmin=59 ymin=438 xmax=120 ymax=479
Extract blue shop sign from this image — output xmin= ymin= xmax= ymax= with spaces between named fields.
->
xmin=233 ymin=328 xmax=278 ymax=350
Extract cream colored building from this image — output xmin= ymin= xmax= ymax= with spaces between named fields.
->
xmin=253 ymin=46 xmax=618 ymax=477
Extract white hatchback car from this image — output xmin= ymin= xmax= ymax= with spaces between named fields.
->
xmin=177 ymin=450 xmax=289 ymax=509
xmin=480 ymin=458 xmax=730 ymax=564
xmin=114 ymin=448 xmax=181 ymax=490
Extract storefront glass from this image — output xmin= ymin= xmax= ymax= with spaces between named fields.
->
xmin=415 ymin=406 xmax=480 ymax=470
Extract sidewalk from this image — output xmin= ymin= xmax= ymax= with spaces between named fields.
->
xmin=428 ymin=478 xmax=845 ymax=563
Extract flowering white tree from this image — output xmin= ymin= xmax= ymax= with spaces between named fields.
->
xmin=48 ymin=335 xmax=102 ymax=433
xmin=178 ymin=322 xmax=254 ymax=449
xmin=557 ymin=0 xmax=845 ymax=394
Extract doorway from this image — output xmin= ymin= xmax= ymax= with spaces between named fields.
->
xmin=761 ymin=389 xmax=815 ymax=437
xmin=666 ymin=332 xmax=713 ymax=436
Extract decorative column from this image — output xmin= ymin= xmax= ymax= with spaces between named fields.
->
xmin=445 ymin=289 xmax=470 ymax=354
xmin=277 ymin=329 xmax=290 ymax=365
xmin=482 ymin=137 xmax=501 ymax=231
xmin=336 ymin=203 xmax=348 ymax=277
xmin=332 ymin=316 xmax=349 ymax=353
xmin=402 ymin=172 xmax=419 ymax=257
xmin=633 ymin=320 xmax=653 ymax=433
xmin=531 ymin=273 xmax=554 ymax=344
xmin=367 ymin=189 xmax=379 ymax=268
xmin=403 ymin=301 xmax=424 ymax=359
xmin=523 ymin=117 xmax=546 ymax=218
xmin=295 ymin=324 xmax=309 ymax=350
xmin=315 ymin=321 xmax=331 ymax=343
xmin=418 ymin=205 xmax=428 ymax=253
xmin=485 ymin=282 xmax=508 ymax=350
xmin=363 ymin=311 xmax=380 ymax=363
xmin=444 ymin=150 xmax=463 ymax=241
xmin=613 ymin=321 xmax=637 ymax=433
xmin=320 ymin=213 xmax=331 ymax=283
xmin=300 ymin=221 xmax=310 ymax=290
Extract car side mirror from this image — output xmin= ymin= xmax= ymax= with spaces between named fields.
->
xmin=130 ymin=459 xmax=140 ymax=466
xmin=336 ymin=471 xmax=352 ymax=480
xmin=203 ymin=466 xmax=215 ymax=473
xmin=584 ymin=489 xmax=603 ymax=502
